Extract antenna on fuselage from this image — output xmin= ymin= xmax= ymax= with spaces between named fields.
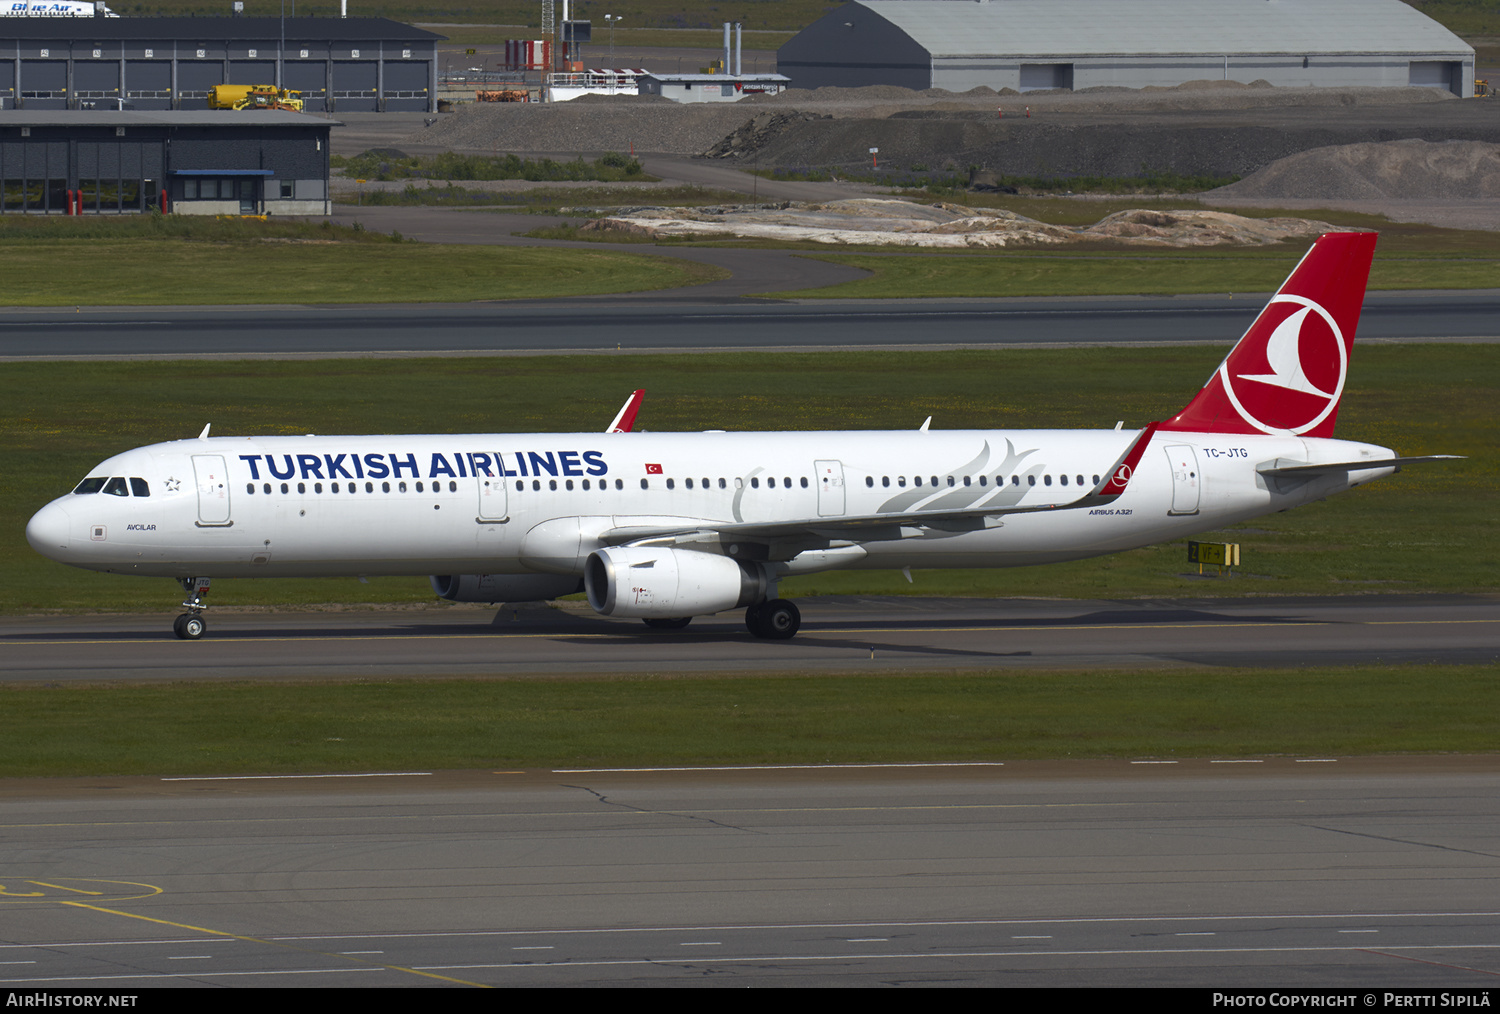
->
xmin=919 ymin=416 xmax=931 ymax=432
xmin=198 ymin=424 xmax=211 ymax=440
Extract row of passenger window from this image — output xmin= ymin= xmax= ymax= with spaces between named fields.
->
xmin=247 ymin=480 xmax=462 ymax=495
xmin=244 ymin=476 xmax=817 ymax=495
xmin=866 ymin=473 xmax=1101 ymax=489
xmin=74 ymin=476 xmax=150 ymax=497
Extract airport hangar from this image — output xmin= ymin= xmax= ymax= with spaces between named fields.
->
xmin=778 ymin=0 xmax=1476 ymax=97
xmin=0 ymin=109 xmax=333 ymax=216
xmin=0 ymin=16 xmax=443 ymax=113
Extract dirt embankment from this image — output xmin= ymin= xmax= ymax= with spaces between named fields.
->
xmin=397 ymin=83 xmax=1500 ymax=189
xmin=1206 ymin=139 xmax=1500 ymax=200
xmin=701 ymin=98 xmax=1500 ymax=180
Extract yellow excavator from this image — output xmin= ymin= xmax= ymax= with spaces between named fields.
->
xmin=207 ymin=84 xmax=305 ymax=112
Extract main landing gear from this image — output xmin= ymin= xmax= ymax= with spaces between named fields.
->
xmin=746 ymin=598 xmax=800 ymax=640
xmin=173 ymin=577 xmax=210 ymax=640
xmin=636 ymin=599 xmax=802 ymax=640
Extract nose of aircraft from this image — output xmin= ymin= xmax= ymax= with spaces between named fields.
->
xmin=26 ymin=500 xmax=72 ymax=560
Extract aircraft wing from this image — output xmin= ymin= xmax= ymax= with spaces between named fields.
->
xmin=602 ymin=423 xmax=1158 ymax=547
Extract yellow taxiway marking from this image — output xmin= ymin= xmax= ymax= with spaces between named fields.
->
xmin=60 ymin=902 xmax=490 ymax=988
xmin=26 ymin=881 xmax=103 ymax=895
xmin=0 ymin=879 xmax=159 ymax=903
xmin=9 ymin=616 xmax=1497 ymax=648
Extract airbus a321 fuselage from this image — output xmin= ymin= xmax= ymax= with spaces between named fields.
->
xmin=26 ymin=232 xmax=1452 ymax=640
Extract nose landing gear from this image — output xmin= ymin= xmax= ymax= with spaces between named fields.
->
xmin=173 ymin=577 xmax=211 ymax=640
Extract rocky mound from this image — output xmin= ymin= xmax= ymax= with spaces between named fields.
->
xmin=1206 ymin=139 xmax=1500 ymax=200
xmin=582 ymin=201 xmax=1335 ymax=248
xmin=701 ymin=111 xmax=833 ymax=159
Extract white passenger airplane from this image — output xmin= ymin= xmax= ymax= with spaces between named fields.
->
xmin=27 ymin=232 xmax=1455 ymax=640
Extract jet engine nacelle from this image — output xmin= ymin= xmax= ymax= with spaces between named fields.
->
xmin=584 ymin=546 xmax=770 ymax=618
xmin=429 ymin=573 xmax=583 ymax=603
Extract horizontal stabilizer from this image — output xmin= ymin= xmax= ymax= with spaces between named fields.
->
xmin=1257 ymin=455 xmax=1463 ymax=478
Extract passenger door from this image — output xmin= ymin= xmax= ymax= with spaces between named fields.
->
xmin=1164 ymin=445 xmax=1201 ymax=516
xmin=192 ymin=454 xmax=232 ymax=525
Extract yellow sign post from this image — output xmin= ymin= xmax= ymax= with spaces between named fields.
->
xmin=1187 ymin=541 xmax=1240 ymax=577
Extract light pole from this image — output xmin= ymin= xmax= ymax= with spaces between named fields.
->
xmin=604 ymin=14 xmax=622 ymax=68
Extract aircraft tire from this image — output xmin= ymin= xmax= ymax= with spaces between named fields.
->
xmin=174 ymin=613 xmax=206 ymax=640
xmin=757 ymin=599 xmax=800 ymax=640
xmin=643 ymin=617 xmax=691 ymax=630
xmin=745 ymin=603 xmax=767 ymax=638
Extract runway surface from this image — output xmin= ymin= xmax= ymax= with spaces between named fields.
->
xmin=1 ymin=290 xmax=1498 ymax=360
xmin=2 ymin=595 xmax=1495 ymax=681
xmin=2 ymin=760 xmax=1497 ymax=987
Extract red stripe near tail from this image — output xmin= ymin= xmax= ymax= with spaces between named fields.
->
xmin=1159 ymin=232 xmax=1377 ymax=437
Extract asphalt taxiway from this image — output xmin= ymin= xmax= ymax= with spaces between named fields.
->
xmin=2 ymin=760 xmax=1497 ymax=987
xmin=2 ymin=594 xmax=1494 ymax=681
xmin=1 ymin=290 xmax=1498 ymax=361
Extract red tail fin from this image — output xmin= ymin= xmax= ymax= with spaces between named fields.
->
xmin=1160 ymin=232 xmax=1377 ymax=437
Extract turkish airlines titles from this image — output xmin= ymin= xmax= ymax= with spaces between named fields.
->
xmin=236 ymin=449 xmax=610 ymax=483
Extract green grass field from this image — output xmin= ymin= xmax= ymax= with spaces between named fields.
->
xmin=4 ymin=207 xmax=1496 ymax=305
xmin=3 ymin=665 xmax=1494 ymax=777
xmin=5 ymin=346 xmax=1491 ymax=614
xmin=0 ymin=216 xmax=724 ymax=306
xmin=773 ymin=247 xmax=1500 ymax=298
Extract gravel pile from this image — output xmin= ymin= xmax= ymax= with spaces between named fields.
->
xmin=1205 ymin=139 xmax=1500 ymax=200
xmin=395 ymin=83 xmax=1493 ymax=183
xmin=701 ymin=111 xmax=833 ymax=158
xmin=712 ymin=105 xmax=1500 ymax=181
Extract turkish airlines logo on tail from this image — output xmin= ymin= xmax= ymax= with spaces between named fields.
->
xmin=1107 ymin=463 xmax=1131 ymax=491
xmin=1220 ymin=294 xmax=1347 ymax=435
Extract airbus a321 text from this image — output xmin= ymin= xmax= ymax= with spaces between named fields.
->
xmin=27 ymin=232 xmax=1457 ymax=640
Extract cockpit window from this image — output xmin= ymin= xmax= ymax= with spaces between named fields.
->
xmin=130 ymin=477 xmax=150 ymax=497
xmin=102 ymin=477 xmax=129 ymax=497
xmin=73 ymin=477 xmax=108 ymax=494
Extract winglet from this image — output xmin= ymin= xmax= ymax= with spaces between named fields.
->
xmin=606 ymin=390 xmax=644 ymax=433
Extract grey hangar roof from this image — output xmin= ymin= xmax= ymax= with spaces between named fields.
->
xmin=0 ymin=17 xmax=444 ymax=43
xmin=778 ymin=0 xmax=1475 ymax=95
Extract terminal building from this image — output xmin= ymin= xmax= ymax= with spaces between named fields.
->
xmin=779 ymin=0 xmax=1476 ymax=97
xmin=0 ymin=110 xmax=333 ymax=215
xmin=0 ymin=16 xmax=442 ymax=112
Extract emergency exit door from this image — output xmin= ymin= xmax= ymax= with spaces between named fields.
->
xmin=816 ymin=459 xmax=845 ymax=516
